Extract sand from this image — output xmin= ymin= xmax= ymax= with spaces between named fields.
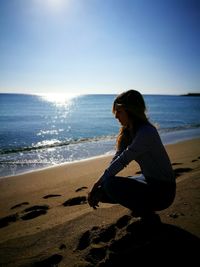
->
xmin=0 ymin=138 xmax=200 ymax=266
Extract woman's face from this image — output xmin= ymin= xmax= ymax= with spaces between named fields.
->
xmin=114 ymin=106 xmax=130 ymax=127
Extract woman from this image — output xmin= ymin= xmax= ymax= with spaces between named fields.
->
xmin=88 ymin=90 xmax=176 ymax=223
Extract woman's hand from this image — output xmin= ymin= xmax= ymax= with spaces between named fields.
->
xmin=88 ymin=190 xmax=99 ymax=209
xmin=88 ymin=181 xmax=102 ymax=209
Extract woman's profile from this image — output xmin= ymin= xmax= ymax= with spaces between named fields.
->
xmin=88 ymin=89 xmax=176 ymax=224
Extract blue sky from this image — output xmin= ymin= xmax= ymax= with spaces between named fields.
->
xmin=0 ymin=0 xmax=199 ymax=95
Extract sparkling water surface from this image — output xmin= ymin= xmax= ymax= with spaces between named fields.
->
xmin=0 ymin=93 xmax=200 ymax=177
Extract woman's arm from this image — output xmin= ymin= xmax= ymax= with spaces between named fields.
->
xmin=99 ymin=126 xmax=151 ymax=181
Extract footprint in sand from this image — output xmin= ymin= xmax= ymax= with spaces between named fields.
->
xmin=76 ymin=213 xmax=200 ymax=266
xmin=173 ymin=167 xmax=193 ymax=178
xmin=76 ymin=215 xmax=132 ymax=251
xmin=172 ymin=162 xmax=183 ymax=166
xmin=75 ymin=186 xmax=88 ymax=192
xmin=10 ymin=202 xmax=29 ymax=210
xmin=62 ymin=196 xmax=87 ymax=207
xmin=191 ymin=156 xmax=200 ymax=162
xmin=0 ymin=205 xmax=50 ymax=228
xmin=76 ymin=214 xmax=138 ymax=266
xmin=76 ymin=224 xmax=116 ymax=251
xmin=76 ymin=226 xmax=116 ymax=265
xmin=43 ymin=194 xmax=61 ymax=199
xmin=0 ymin=213 xmax=19 ymax=228
xmin=85 ymin=246 xmax=108 ymax=265
xmin=20 ymin=205 xmax=49 ymax=220
xmin=33 ymin=254 xmax=63 ymax=267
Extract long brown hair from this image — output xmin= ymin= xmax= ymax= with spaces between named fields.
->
xmin=112 ymin=90 xmax=150 ymax=150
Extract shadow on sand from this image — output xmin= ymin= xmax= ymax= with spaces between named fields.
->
xmin=75 ymin=215 xmax=200 ymax=266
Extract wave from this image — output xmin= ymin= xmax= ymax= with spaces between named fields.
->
xmin=0 ymin=135 xmax=116 ymax=155
xmin=158 ymin=124 xmax=200 ymax=133
xmin=1 ymin=124 xmax=200 ymax=156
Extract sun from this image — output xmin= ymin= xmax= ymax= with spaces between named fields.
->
xmin=48 ymin=0 xmax=64 ymax=8
xmin=34 ymin=0 xmax=67 ymax=12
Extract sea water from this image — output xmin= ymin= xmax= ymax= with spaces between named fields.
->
xmin=0 ymin=93 xmax=200 ymax=177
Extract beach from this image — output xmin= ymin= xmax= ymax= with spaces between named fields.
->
xmin=0 ymin=138 xmax=200 ymax=266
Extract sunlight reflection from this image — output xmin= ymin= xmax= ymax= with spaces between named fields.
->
xmin=39 ymin=93 xmax=80 ymax=107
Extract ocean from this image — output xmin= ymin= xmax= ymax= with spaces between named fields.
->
xmin=0 ymin=93 xmax=200 ymax=177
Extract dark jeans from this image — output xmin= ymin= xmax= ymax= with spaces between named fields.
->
xmin=100 ymin=176 xmax=176 ymax=216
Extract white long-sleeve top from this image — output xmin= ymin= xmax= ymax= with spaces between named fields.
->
xmin=101 ymin=124 xmax=175 ymax=183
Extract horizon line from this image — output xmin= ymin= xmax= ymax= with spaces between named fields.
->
xmin=0 ymin=91 xmax=196 ymax=96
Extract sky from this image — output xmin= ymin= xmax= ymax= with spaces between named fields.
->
xmin=0 ymin=0 xmax=199 ymax=95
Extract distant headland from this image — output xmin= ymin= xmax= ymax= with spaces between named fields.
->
xmin=181 ymin=93 xmax=200 ymax=97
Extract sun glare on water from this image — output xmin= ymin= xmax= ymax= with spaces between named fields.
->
xmin=39 ymin=93 xmax=80 ymax=106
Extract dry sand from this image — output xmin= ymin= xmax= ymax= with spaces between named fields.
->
xmin=0 ymin=138 xmax=200 ymax=266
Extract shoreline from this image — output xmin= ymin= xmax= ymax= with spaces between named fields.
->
xmin=0 ymin=137 xmax=200 ymax=266
xmin=0 ymin=153 xmax=114 ymax=180
xmin=1 ymin=127 xmax=200 ymax=179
